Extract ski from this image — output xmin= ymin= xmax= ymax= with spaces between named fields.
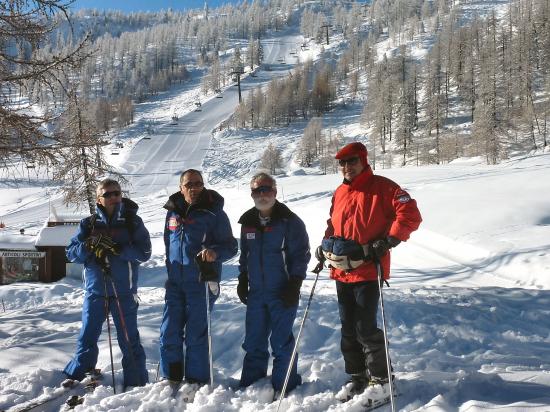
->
xmin=360 ymin=395 xmax=392 ymax=411
xmin=179 ymin=382 xmax=202 ymax=403
xmin=9 ymin=386 xmax=75 ymax=412
xmin=64 ymin=395 xmax=85 ymax=409
xmin=62 ymin=374 xmax=102 ymax=411
xmin=169 ymin=382 xmax=182 ymax=398
xmin=10 ymin=370 xmax=102 ymax=412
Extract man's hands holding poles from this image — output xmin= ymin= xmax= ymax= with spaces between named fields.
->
xmin=318 ymin=236 xmax=401 ymax=270
xmin=86 ymin=234 xmax=121 ymax=261
xmin=367 ymin=236 xmax=401 ymax=262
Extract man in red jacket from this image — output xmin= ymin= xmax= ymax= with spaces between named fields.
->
xmin=322 ymin=142 xmax=422 ymax=402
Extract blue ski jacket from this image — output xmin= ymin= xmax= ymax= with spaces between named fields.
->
xmin=66 ymin=198 xmax=152 ymax=296
xmin=163 ymin=189 xmax=237 ymax=284
xmin=238 ymin=201 xmax=310 ymax=295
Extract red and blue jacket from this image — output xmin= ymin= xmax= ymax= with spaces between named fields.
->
xmin=163 ymin=189 xmax=237 ymax=285
xmin=325 ymin=166 xmax=422 ymax=282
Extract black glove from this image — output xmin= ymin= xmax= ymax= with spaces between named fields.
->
xmin=195 ymin=255 xmax=218 ymax=282
xmin=368 ymin=236 xmax=401 ymax=261
xmin=315 ymin=245 xmax=325 ymax=263
xmin=387 ymin=236 xmax=401 ymax=248
xmin=237 ymin=272 xmax=249 ymax=305
xmin=86 ymin=234 xmax=121 ymax=260
xmin=280 ymin=276 xmax=303 ymax=307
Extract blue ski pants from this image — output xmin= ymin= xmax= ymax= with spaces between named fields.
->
xmin=239 ymin=293 xmax=301 ymax=392
xmin=159 ymin=280 xmax=218 ymax=383
xmin=64 ymin=292 xmax=148 ymax=387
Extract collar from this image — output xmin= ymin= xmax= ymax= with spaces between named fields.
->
xmin=238 ymin=200 xmax=294 ymax=227
xmin=342 ymin=166 xmax=373 ymax=190
xmin=95 ymin=202 xmax=122 ymax=223
xmin=163 ymin=189 xmax=219 ymax=216
xmin=95 ymin=198 xmax=137 ymax=223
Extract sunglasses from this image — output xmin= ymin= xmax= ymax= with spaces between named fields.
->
xmin=100 ymin=190 xmax=122 ymax=199
xmin=183 ymin=181 xmax=204 ymax=189
xmin=251 ymin=185 xmax=274 ymax=195
xmin=338 ymin=157 xmax=360 ymax=166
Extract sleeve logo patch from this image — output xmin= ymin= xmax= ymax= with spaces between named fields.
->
xmin=397 ymin=195 xmax=411 ymax=203
xmin=168 ymin=216 xmax=180 ymax=231
xmin=246 ymin=232 xmax=256 ymax=240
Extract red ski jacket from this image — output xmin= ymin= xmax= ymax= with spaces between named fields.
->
xmin=325 ymin=166 xmax=422 ymax=282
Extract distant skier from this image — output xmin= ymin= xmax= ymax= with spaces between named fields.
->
xmin=160 ymin=169 xmax=237 ymax=385
xmin=64 ymin=178 xmax=152 ymax=389
xmin=237 ymin=172 xmax=311 ymax=397
xmin=321 ymin=142 xmax=422 ymax=402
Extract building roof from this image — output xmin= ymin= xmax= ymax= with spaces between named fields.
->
xmin=35 ymin=224 xmax=79 ymax=247
xmin=0 ymin=233 xmax=38 ymax=250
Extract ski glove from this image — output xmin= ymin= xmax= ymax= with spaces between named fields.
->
xmin=315 ymin=245 xmax=326 ymax=263
xmin=195 ymin=255 xmax=218 ymax=282
xmin=86 ymin=234 xmax=121 ymax=260
xmin=368 ymin=236 xmax=401 ymax=261
xmin=237 ymin=272 xmax=249 ymax=305
xmin=280 ymin=276 xmax=303 ymax=308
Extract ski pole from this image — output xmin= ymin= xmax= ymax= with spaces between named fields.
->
xmin=109 ymin=277 xmax=140 ymax=386
xmin=205 ymin=282 xmax=214 ymax=387
xmin=277 ymin=259 xmax=324 ymax=412
xmin=102 ymin=272 xmax=117 ymax=394
xmin=375 ymin=260 xmax=396 ymax=412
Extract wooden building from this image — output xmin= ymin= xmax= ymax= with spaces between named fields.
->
xmin=0 ymin=217 xmax=83 ymax=285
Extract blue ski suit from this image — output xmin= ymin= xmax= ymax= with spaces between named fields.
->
xmin=238 ymin=201 xmax=311 ymax=392
xmin=160 ymin=189 xmax=237 ymax=383
xmin=64 ymin=198 xmax=151 ymax=387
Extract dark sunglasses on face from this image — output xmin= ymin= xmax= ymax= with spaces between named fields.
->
xmin=100 ymin=190 xmax=122 ymax=199
xmin=183 ymin=181 xmax=204 ymax=189
xmin=338 ymin=157 xmax=360 ymax=167
xmin=251 ymin=185 xmax=274 ymax=195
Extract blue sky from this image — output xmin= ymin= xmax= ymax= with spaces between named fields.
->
xmin=71 ymin=0 xmax=240 ymax=13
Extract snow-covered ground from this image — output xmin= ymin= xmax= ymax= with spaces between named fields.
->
xmin=2 ymin=147 xmax=550 ymax=412
xmin=2 ymin=7 xmax=550 ymax=412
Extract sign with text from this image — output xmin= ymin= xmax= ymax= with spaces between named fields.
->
xmin=0 ymin=251 xmax=46 ymax=258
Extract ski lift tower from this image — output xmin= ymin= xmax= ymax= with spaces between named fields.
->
xmin=321 ymin=23 xmax=333 ymax=45
xmin=231 ymin=69 xmax=245 ymax=103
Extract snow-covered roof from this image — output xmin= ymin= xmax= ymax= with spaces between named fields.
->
xmin=48 ymin=214 xmax=86 ymax=223
xmin=34 ymin=224 xmax=79 ymax=247
xmin=0 ymin=233 xmax=37 ymax=250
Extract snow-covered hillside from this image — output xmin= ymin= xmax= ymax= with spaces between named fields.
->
xmin=2 ymin=2 xmax=550 ymax=411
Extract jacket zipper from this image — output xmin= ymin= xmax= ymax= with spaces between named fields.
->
xmin=259 ymin=227 xmax=265 ymax=291
xmin=179 ymin=203 xmax=193 ymax=282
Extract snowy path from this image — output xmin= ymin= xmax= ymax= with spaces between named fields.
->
xmin=122 ymin=32 xmax=304 ymax=199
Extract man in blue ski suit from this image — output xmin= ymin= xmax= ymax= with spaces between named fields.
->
xmin=64 ymin=178 xmax=151 ymax=388
xmin=160 ymin=169 xmax=237 ymax=384
xmin=237 ymin=172 xmax=311 ymax=394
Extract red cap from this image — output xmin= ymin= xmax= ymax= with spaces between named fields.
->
xmin=335 ymin=142 xmax=368 ymax=166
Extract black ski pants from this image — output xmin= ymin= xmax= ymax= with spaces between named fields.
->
xmin=336 ymin=279 xmax=390 ymax=379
